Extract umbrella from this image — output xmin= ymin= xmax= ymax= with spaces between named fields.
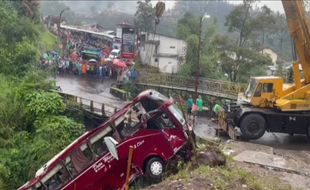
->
xmin=126 ymin=61 xmax=135 ymax=66
xmin=89 ymin=59 xmax=97 ymax=63
xmin=112 ymin=59 xmax=127 ymax=69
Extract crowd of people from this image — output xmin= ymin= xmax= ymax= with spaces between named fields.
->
xmin=41 ymin=49 xmax=139 ymax=85
xmin=40 ymin=27 xmax=139 ymax=85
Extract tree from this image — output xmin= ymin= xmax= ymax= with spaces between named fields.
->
xmin=176 ymin=13 xmax=199 ymax=40
xmin=179 ymin=17 xmax=221 ymax=79
xmin=134 ymin=0 xmax=155 ymax=32
xmin=252 ymin=6 xmax=276 ymax=53
xmin=220 ymin=0 xmax=273 ymax=82
xmin=271 ymin=12 xmax=290 ymax=59
xmin=9 ymin=0 xmax=41 ymax=22
xmin=0 ymin=2 xmax=86 ymax=189
xmin=179 ymin=34 xmax=199 ymax=76
xmin=225 ymin=0 xmax=255 ymax=48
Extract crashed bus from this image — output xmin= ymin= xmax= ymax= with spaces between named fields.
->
xmin=18 ymin=90 xmax=190 ymax=190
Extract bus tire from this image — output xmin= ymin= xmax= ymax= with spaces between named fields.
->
xmin=145 ymin=157 xmax=165 ymax=180
xmin=240 ymin=114 xmax=266 ymax=140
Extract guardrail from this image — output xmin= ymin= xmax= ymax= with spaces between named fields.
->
xmin=58 ymin=92 xmax=118 ymax=117
xmin=110 ymin=87 xmax=130 ymax=101
xmin=138 ymin=73 xmax=246 ymax=98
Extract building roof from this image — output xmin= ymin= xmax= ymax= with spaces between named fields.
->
xmin=60 ymin=24 xmax=115 ymax=39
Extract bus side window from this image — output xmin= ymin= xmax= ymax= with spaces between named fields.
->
xmin=63 ymin=157 xmax=77 ymax=178
xmin=34 ymin=182 xmax=46 ymax=190
xmin=90 ymin=127 xmax=114 ymax=157
xmin=161 ymin=113 xmax=175 ymax=129
xmin=141 ymin=99 xmax=159 ymax=112
xmin=43 ymin=164 xmax=69 ymax=190
xmin=71 ymin=144 xmax=94 ymax=173
xmin=91 ymin=136 xmax=108 ymax=157
xmin=147 ymin=113 xmax=175 ymax=130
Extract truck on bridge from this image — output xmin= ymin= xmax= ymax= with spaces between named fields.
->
xmin=221 ymin=1 xmax=310 ymax=140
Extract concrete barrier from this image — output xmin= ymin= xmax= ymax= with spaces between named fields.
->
xmin=110 ymin=87 xmax=129 ymax=101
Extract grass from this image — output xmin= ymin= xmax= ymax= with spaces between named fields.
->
xmin=39 ymin=29 xmax=59 ymax=52
xmin=165 ymin=162 xmax=291 ymax=190
xmin=150 ymin=139 xmax=292 ymax=190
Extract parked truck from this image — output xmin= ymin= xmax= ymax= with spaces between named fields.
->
xmin=220 ymin=0 xmax=310 ymax=140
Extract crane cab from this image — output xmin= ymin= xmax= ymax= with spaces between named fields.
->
xmin=241 ymin=76 xmax=284 ymax=108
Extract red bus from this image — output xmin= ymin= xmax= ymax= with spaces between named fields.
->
xmin=119 ymin=23 xmax=138 ymax=61
xmin=18 ymin=90 xmax=190 ymax=190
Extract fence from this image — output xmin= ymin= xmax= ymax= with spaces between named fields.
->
xmin=58 ymin=92 xmax=119 ymax=117
xmin=138 ymin=73 xmax=246 ymax=99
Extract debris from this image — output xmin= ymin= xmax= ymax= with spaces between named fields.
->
xmin=197 ymin=151 xmax=226 ymax=166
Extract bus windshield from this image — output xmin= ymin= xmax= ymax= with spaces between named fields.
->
xmin=168 ymin=104 xmax=185 ymax=126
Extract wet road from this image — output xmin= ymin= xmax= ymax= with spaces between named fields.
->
xmin=194 ymin=117 xmax=310 ymax=189
xmin=56 ymin=74 xmax=310 ymax=151
xmin=55 ymin=75 xmax=127 ymax=109
xmin=55 ymin=75 xmax=310 ymax=188
xmin=253 ymin=132 xmax=310 ymax=151
xmin=194 ymin=116 xmax=310 ymax=151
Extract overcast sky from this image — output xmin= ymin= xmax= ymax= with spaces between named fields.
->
xmin=151 ymin=1 xmax=284 ymax=13
xmin=229 ymin=0 xmax=284 ymax=13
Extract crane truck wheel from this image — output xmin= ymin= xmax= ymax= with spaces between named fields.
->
xmin=307 ymin=126 xmax=310 ymax=140
xmin=240 ymin=114 xmax=266 ymax=140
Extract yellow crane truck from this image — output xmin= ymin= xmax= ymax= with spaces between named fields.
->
xmin=221 ymin=0 xmax=310 ymax=140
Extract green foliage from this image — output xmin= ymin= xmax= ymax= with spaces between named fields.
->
xmin=0 ymin=2 xmax=42 ymax=77
xmin=39 ymin=28 xmax=59 ymax=52
xmin=0 ymin=75 xmax=25 ymax=146
xmin=1 ymin=117 xmax=84 ymax=189
xmin=0 ymin=3 xmax=86 ymax=189
xmin=178 ymin=16 xmax=222 ymax=79
xmin=225 ymin=0 xmax=255 ymax=47
xmin=25 ymin=92 xmax=65 ymax=119
xmin=16 ymin=71 xmax=54 ymax=100
xmin=177 ymin=13 xmax=199 ymax=40
xmin=135 ymin=0 xmax=155 ymax=32
xmin=34 ymin=116 xmax=84 ymax=156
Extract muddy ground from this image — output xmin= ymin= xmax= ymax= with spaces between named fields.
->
xmin=144 ymin=117 xmax=310 ymax=190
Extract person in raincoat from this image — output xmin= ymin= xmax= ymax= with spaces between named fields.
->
xmin=186 ymin=95 xmax=194 ymax=118
xmin=82 ymin=63 xmax=87 ymax=76
xmin=213 ymin=104 xmax=223 ymax=117
xmin=196 ymin=95 xmax=203 ymax=114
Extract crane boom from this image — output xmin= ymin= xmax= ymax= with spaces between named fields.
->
xmin=282 ymin=0 xmax=310 ymax=83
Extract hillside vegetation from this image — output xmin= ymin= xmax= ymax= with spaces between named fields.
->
xmin=0 ymin=2 xmax=84 ymax=189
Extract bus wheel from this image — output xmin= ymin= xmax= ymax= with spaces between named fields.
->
xmin=240 ymin=114 xmax=266 ymax=140
xmin=145 ymin=157 xmax=165 ymax=180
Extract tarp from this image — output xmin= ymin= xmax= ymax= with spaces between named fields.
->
xmin=112 ymin=59 xmax=127 ymax=69
xmin=81 ymin=50 xmax=100 ymax=56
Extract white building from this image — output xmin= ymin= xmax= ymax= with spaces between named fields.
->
xmin=140 ymin=33 xmax=187 ymax=74
xmin=262 ymin=48 xmax=278 ymax=65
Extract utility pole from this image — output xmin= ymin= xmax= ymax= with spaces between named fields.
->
xmin=194 ymin=13 xmax=210 ymax=101
xmin=195 ymin=16 xmax=203 ymax=101
xmin=58 ymin=7 xmax=69 ymax=37
xmin=58 ymin=7 xmax=69 ymax=57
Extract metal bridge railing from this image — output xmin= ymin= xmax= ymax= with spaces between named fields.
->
xmin=139 ymin=73 xmax=246 ymax=97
